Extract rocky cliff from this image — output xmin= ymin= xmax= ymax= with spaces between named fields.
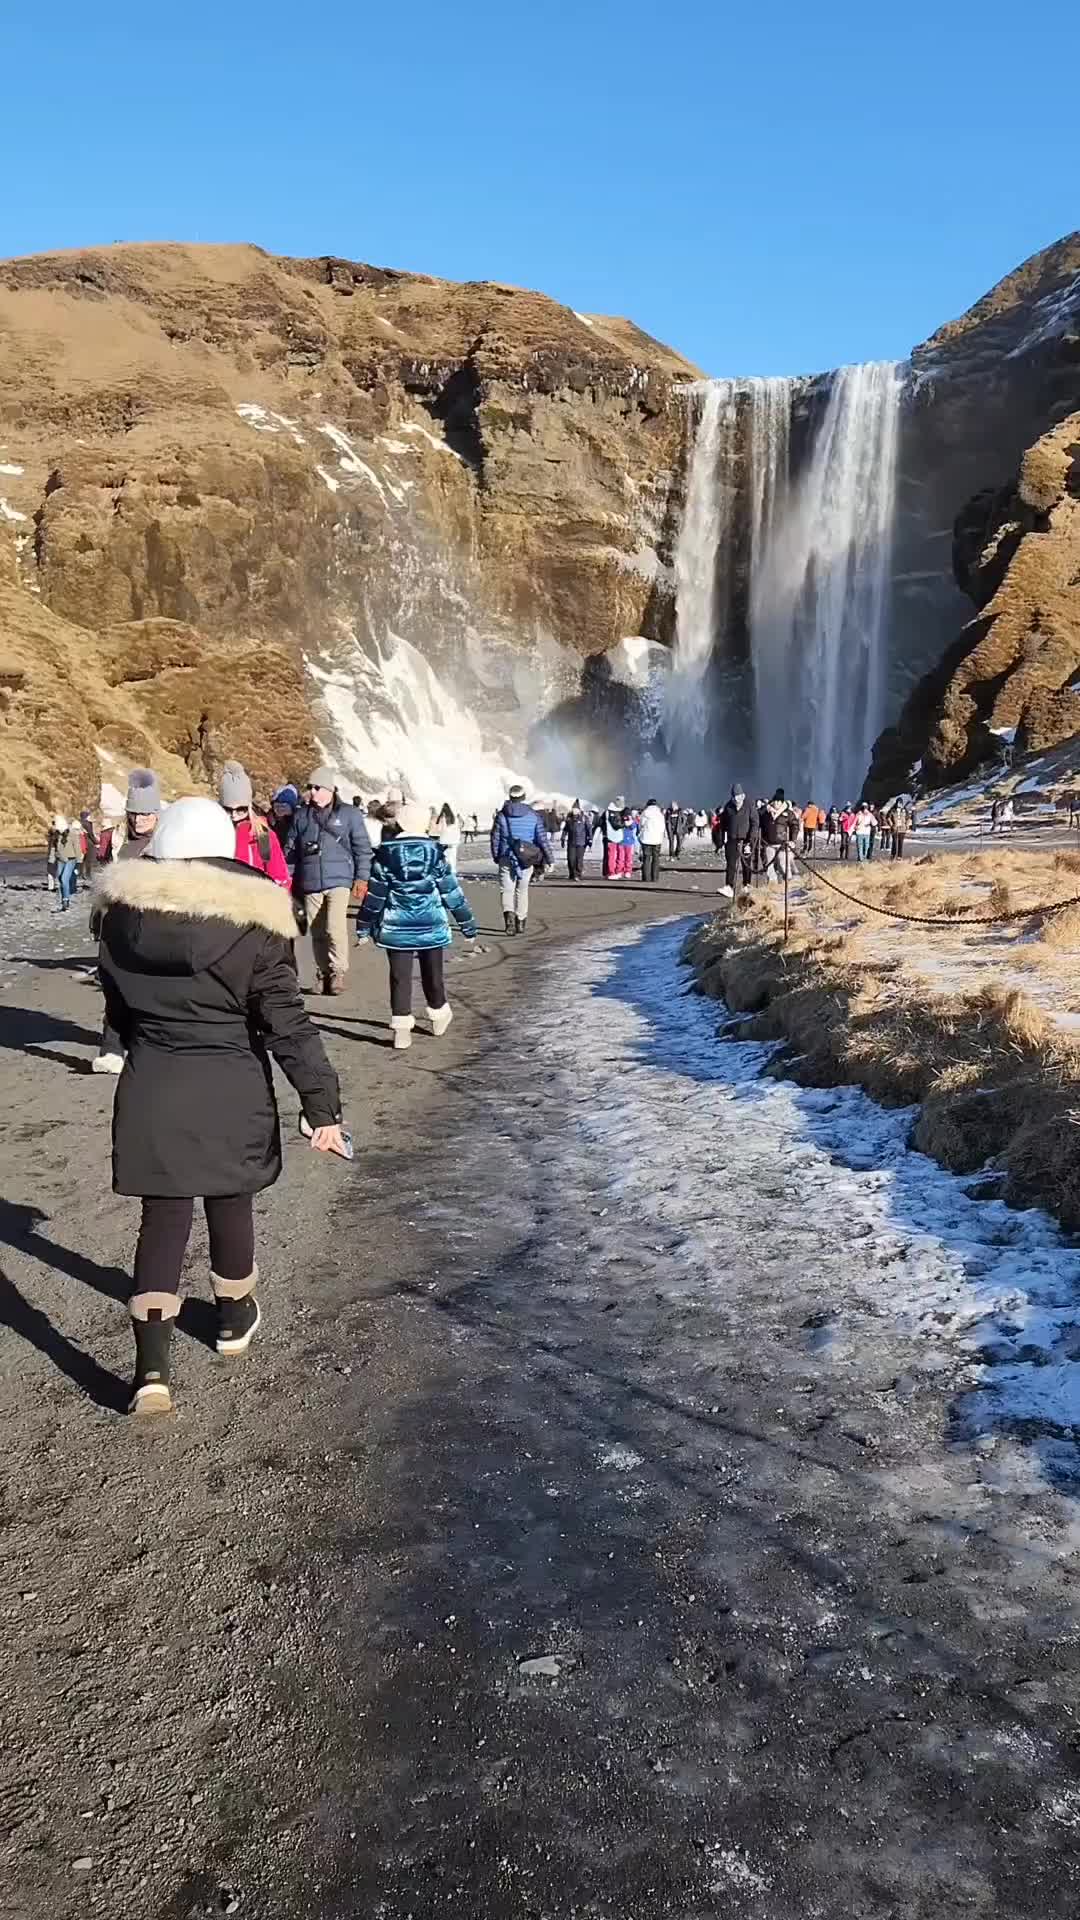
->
xmin=870 ymin=234 xmax=1080 ymax=794
xmin=0 ymin=244 xmax=698 ymax=843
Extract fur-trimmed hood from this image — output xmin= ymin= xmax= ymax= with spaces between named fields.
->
xmin=95 ymin=856 xmax=297 ymax=940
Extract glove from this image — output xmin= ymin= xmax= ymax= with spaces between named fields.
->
xmin=351 ymin=881 xmax=368 ymax=904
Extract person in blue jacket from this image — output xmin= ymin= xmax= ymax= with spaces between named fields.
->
xmin=490 ymin=783 xmax=553 ymax=935
xmin=358 ymin=803 xmax=478 ymax=1049
xmin=284 ymin=768 xmax=372 ymax=995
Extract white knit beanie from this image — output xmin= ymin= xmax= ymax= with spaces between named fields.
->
xmin=396 ymin=802 xmax=432 ymax=837
xmin=148 ymin=796 xmax=236 ymax=862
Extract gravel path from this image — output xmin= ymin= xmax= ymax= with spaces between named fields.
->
xmin=4 ymin=866 xmax=1080 ymax=1917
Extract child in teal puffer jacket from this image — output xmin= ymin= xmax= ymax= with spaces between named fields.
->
xmin=358 ymin=803 xmax=478 ymax=1049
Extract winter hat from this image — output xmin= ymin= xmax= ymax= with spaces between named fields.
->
xmin=396 ymin=802 xmax=432 ymax=837
xmin=271 ymin=783 xmax=300 ymax=811
xmin=52 ymin=813 xmax=68 ymax=833
xmin=772 ymin=787 xmax=786 ymax=804
xmin=126 ymin=767 xmax=162 ymax=816
xmin=148 ymin=796 xmax=235 ymax=863
xmin=308 ymin=765 xmax=338 ymax=793
xmin=384 ymin=786 xmax=405 ymax=807
xmin=219 ymin=760 xmax=253 ymax=810
xmin=508 ymin=783 xmax=527 ymax=802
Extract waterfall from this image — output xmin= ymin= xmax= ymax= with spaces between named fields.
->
xmin=750 ymin=361 xmax=902 ymax=801
xmin=666 ymin=381 xmax=737 ymax=743
xmin=667 ymin=361 xmax=903 ymax=802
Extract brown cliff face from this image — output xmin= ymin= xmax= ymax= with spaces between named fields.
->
xmin=0 ymin=244 xmax=698 ymax=843
xmin=868 ymin=235 xmax=1080 ymax=795
xmin=869 ymin=408 xmax=1080 ymax=796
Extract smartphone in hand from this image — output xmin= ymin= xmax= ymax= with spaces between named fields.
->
xmin=298 ymin=1115 xmax=354 ymax=1161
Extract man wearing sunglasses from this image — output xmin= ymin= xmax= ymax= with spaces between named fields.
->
xmin=284 ymin=767 xmax=372 ymax=994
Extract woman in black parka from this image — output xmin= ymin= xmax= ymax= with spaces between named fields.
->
xmin=95 ymin=797 xmax=345 ymax=1415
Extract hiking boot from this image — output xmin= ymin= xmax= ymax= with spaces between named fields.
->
xmin=503 ymin=912 xmax=516 ymax=935
xmin=92 ymin=1052 xmax=125 ymax=1075
xmin=324 ymin=974 xmax=345 ymax=996
xmin=515 ymin=915 xmax=527 ymax=936
xmin=428 ymin=1003 xmax=453 ymax=1038
xmin=129 ymin=1313 xmax=173 ymax=1416
xmin=215 ymin=1291 xmax=262 ymax=1356
xmin=390 ymin=1014 xmax=415 ymax=1050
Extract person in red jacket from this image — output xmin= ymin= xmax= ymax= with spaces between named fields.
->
xmin=219 ymin=762 xmax=292 ymax=889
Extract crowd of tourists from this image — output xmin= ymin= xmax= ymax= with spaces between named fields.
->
xmin=44 ymin=756 xmax=917 ymax=1420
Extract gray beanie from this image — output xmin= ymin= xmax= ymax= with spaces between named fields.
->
xmin=308 ymin=765 xmax=338 ymax=793
xmin=219 ymin=760 xmax=253 ymax=809
xmin=508 ymin=783 xmax=527 ymax=802
xmin=126 ymin=767 xmax=162 ymax=816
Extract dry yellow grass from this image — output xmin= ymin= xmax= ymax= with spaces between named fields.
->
xmin=687 ymin=867 xmax=1080 ymax=1228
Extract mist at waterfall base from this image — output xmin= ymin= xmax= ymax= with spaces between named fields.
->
xmin=661 ymin=362 xmax=904 ymax=806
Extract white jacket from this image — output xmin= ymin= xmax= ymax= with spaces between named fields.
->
xmin=639 ymin=804 xmax=666 ymax=846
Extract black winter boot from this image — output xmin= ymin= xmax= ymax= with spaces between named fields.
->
xmin=515 ymin=915 xmax=526 ymax=936
xmin=129 ymin=1313 xmax=173 ymax=1416
xmin=214 ymin=1290 xmax=262 ymax=1356
xmin=503 ymin=911 xmax=516 ymax=935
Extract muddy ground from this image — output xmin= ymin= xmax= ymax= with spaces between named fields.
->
xmin=3 ymin=854 xmax=1080 ymax=1918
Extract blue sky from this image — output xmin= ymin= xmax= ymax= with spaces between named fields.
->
xmin=5 ymin=0 xmax=1078 ymax=377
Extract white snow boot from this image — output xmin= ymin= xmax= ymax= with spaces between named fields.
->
xmin=391 ymin=1014 xmax=415 ymax=1050
xmin=428 ymin=1003 xmax=453 ymax=1038
xmin=92 ymin=1052 xmax=125 ymax=1075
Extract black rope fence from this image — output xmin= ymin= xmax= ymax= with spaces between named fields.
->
xmin=788 ymin=850 xmax=1080 ymax=930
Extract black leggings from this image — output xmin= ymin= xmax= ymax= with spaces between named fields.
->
xmin=133 ymin=1195 xmax=255 ymax=1301
xmin=387 ymin=947 xmax=446 ymax=1015
xmin=641 ymin=843 xmax=661 ymax=883
xmin=566 ymin=843 xmax=585 ymax=880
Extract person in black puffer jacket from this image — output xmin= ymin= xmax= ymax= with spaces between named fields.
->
xmin=718 ymin=785 xmax=753 ymax=896
xmin=95 ymin=798 xmax=344 ymax=1416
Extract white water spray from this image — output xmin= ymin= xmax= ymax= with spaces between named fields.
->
xmin=750 ymin=361 xmax=902 ymax=801
xmin=666 ymin=381 xmax=737 ymax=742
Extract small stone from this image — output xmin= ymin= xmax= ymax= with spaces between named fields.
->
xmin=518 ymin=1655 xmax=561 ymax=1679
xmin=72 ymin=1857 xmax=93 ymax=1873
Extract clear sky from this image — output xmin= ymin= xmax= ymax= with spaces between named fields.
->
xmin=5 ymin=0 xmax=1078 ymax=378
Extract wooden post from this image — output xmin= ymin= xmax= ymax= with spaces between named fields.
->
xmin=783 ymin=849 xmax=790 ymax=945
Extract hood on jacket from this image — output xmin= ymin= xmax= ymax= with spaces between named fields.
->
xmin=95 ymin=855 xmax=297 ymax=975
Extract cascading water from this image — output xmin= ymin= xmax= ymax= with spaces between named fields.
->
xmin=750 ymin=361 xmax=903 ymax=801
xmin=666 ymin=360 xmax=903 ymax=802
xmin=666 ymin=381 xmax=737 ymax=744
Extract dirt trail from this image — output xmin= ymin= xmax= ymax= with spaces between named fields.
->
xmin=4 ymin=866 xmax=1080 ymax=1917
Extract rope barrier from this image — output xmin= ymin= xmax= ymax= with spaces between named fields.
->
xmin=788 ymin=849 xmax=1080 ymax=928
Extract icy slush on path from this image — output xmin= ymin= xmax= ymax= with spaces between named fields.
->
xmin=543 ymin=918 xmax=1080 ymax=1472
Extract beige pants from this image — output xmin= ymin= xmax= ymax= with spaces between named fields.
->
xmin=305 ymin=887 xmax=351 ymax=981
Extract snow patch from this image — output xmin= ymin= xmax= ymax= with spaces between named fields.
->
xmin=598 ymin=1444 xmax=643 ymax=1471
xmin=306 ymin=629 xmax=531 ymax=814
xmin=573 ymin=311 xmax=596 ymax=330
xmin=399 ymin=422 xmax=466 ymax=461
xmin=0 ymin=498 xmax=27 ymax=523
xmin=0 ymin=462 xmax=24 ymax=476
xmin=236 ymin=403 xmax=306 ymax=446
xmin=542 ymin=921 xmax=1080 ymax=1458
xmin=315 ymin=465 xmax=340 ymax=495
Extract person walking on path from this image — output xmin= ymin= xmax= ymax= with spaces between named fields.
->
xmin=889 ymin=799 xmax=910 ymax=861
xmin=358 ymin=802 xmax=477 ymax=1048
xmin=220 ymin=762 xmax=292 ymax=888
xmin=718 ymin=785 xmax=753 ymax=897
xmin=596 ymin=798 xmax=628 ymax=880
xmin=801 ymin=803 xmax=821 ymax=855
xmin=491 ymin=783 xmax=553 ymax=932
xmin=620 ymin=806 xmax=640 ymax=878
xmin=433 ymin=802 xmax=462 ymax=872
xmin=93 ymin=770 xmax=162 ymax=1073
xmin=269 ymin=783 xmax=300 ymax=852
xmin=94 ymin=797 xmax=344 ymax=1415
xmin=664 ymin=803 xmax=684 ymax=861
xmin=562 ymin=800 xmax=593 ymax=882
xmin=638 ymin=798 xmax=665 ymax=883
xmin=854 ymin=804 xmax=874 ymax=862
xmin=285 ymin=769 xmax=372 ymax=995
xmin=55 ymin=816 xmax=84 ymax=910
